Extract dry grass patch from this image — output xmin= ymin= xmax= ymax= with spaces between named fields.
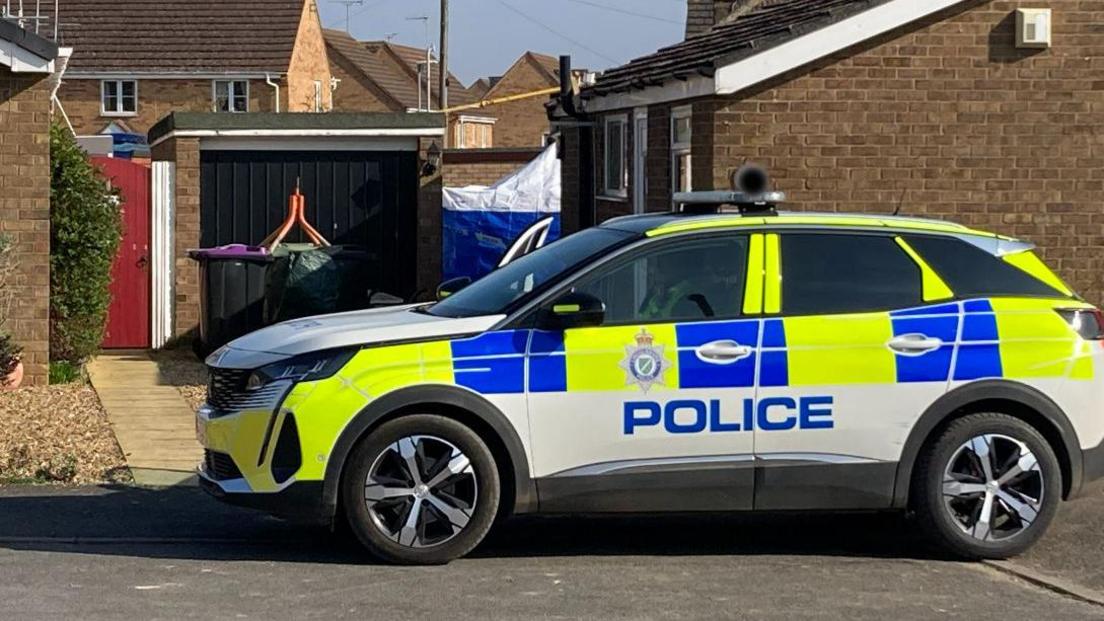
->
xmin=0 ymin=382 xmax=130 ymax=484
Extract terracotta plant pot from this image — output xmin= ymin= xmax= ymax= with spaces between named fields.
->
xmin=1 ymin=360 xmax=23 ymax=391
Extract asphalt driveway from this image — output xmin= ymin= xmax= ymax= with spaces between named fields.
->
xmin=0 ymin=485 xmax=1102 ymax=620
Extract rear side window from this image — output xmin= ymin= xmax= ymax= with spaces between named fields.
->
xmin=781 ymin=234 xmax=923 ymax=315
xmin=904 ymin=236 xmax=1066 ymax=298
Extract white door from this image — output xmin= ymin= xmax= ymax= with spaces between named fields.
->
xmin=632 ymin=112 xmax=648 ymax=214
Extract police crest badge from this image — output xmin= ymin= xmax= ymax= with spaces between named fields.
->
xmin=620 ymin=329 xmax=671 ymax=393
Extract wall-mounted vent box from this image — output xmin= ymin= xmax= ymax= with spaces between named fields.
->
xmin=1016 ymin=8 xmax=1052 ymax=49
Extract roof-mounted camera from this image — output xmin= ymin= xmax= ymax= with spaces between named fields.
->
xmin=673 ymin=164 xmax=784 ymax=215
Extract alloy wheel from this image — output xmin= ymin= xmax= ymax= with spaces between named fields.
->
xmin=942 ymin=433 xmax=1045 ymax=542
xmin=364 ymin=435 xmax=478 ymax=548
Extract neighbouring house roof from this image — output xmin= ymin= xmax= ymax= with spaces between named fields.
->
xmin=484 ymin=51 xmax=562 ymax=101
xmin=526 ymin=52 xmax=563 ymax=83
xmin=0 ymin=18 xmax=60 ymax=67
xmin=324 ymin=28 xmax=410 ymax=111
xmin=468 ymin=77 xmax=494 ymax=99
xmin=148 ymin=111 xmax=445 ymax=143
xmin=580 ymin=0 xmax=969 ymax=111
xmin=587 ymin=0 xmax=880 ymax=97
xmin=363 ymin=39 xmax=479 ymax=108
xmin=47 ymin=0 xmax=305 ymax=75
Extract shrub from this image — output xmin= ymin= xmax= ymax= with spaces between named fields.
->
xmin=49 ymin=124 xmax=122 ymax=364
xmin=48 ymin=360 xmax=82 ymax=385
xmin=0 ymin=332 xmax=20 ymax=376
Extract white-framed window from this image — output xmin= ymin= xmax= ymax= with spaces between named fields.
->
xmin=603 ymin=114 xmax=628 ymax=198
xmin=671 ymin=105 xmax=693 ymax=194
xmin=213 ymin=80 xmax=249 ymax=113
xmin=101 ymin=80 xmax=137 ymax=116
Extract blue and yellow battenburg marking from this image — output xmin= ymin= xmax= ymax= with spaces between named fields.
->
xmin=443 ymin=298 xmax=1091 ymax=395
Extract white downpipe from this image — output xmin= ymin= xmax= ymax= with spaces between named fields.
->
xmin=266 ymin=73 xmax=281 ymax=113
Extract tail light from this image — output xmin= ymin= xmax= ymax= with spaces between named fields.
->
xmin=1057 ymin=308 xmax=1104 ymax=341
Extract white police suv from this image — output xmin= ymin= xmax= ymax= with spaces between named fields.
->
xmin=197 ymin=186 xmax=1104 ymax=564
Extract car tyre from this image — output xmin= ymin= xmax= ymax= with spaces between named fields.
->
xmin=342 ymin=414 xmax=500 ymax=565
xmin=913 ymin=412 xmax=1060 ymax=560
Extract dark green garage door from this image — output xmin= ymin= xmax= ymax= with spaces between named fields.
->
xmin=200 ymin=150 xmax=419 ymax=299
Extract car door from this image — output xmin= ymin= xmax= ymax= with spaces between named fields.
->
xmin=753 ymin=231 xmax=957 ymax=510
xmin=526 ymin=233 xmax=760 ymax=512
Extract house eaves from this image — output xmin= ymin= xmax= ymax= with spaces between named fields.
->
xmin=0 ymin=18 xmax=60 ymax=72
xmin=582 ymin=0 xmax=971 ymax=113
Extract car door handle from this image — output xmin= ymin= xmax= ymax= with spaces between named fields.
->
xmin=888 ymin=333 xmax=943 ymax=355
xmin=695 ymin=340 xmax=753 ymax=364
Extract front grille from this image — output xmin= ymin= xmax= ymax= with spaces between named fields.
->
xmin=207 ymin=368 xmax=250 ymax=410
xmin=204 ymin=450 xmax=243 ymax=481
xmin=206 ymin=367 xmax=292 ymax=416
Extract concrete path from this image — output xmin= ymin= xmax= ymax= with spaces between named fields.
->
xmin=87 ymin=352 xmax=201 ymax=487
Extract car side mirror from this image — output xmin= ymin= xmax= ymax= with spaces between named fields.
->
xmin=544 ymin=291 xmax=605 ymax=330
xmin=436 ymin=277 xmax=471 ymax=301
xmin=368 ymin=291 xmax=405 ymax=307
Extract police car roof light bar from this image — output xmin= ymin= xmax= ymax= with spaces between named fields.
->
xmin=673 ymin=190 xmax=786 ymax=215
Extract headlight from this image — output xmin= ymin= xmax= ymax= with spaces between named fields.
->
xmin=246 ymin=348 xmax=358 ymax=391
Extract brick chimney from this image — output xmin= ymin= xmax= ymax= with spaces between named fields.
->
xmin=685 ymin=0 xmax=764 ymax=38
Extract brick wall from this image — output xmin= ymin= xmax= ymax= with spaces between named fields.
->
xmin=150 ymin=137 xmax=201 ymax=337
xmin=442 ymin=148 xmax=543 ymax=187
xmin=475 ymin=55 xmax=558 ymax=148
xmin=59 ymin=78 xmax=279 ymax=136
xmin=417 ymin=137 xmax=444 ymax=297
xmin=702 ymin=0 xmax=1104 ymax=303
xmin=0 ymin=66 xmax=51 ymax=385
xmin=286 ymin=0 xmax=333 ymax=112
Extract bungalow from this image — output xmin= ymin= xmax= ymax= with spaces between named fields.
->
xmin=554 ymin=0 xmax=1104 ymax=303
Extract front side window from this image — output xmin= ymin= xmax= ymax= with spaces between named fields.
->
xmin=574 ymin=236 xmax=748 ymax=324
xmin=603 ymin=115 xmax=627 ymax=196
xmin=905 ymin=235 xmax=1068 ymax=298
xmin=671 ymin=106 xmax=692 ymax=194
xmin=428 ymin=228 xmax=634 ymax=318
xmin=101 ymin=80 xmax=137 ymax=115
xmin=213 ymin=80 xmax=249 ymax=113
xmin=781 ymin=233 xmax=923 ymax=316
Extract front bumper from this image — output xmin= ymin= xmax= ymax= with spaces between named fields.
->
xmin=197 ymin=472 xmax=330 ymax=524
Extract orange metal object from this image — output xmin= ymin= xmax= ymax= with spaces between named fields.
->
xmin=261 ymin=183 xmax=331 ymax=250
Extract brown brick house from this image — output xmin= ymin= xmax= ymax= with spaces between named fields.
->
xmin=555 ymin=0 xmax=1104 ymax=304
xmin=471 ymin=52 xmax=561 ymax=148
xmin=0 ymin=20 xmax=60 ymax=385
xmin=52 ymin=0 xmax=333 ymax=139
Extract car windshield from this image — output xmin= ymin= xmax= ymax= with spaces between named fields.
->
xmin=427 ymin=227 xmax=634 ymax=318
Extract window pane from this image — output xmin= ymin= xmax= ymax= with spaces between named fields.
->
xmin=575 ymin=237 xmax=748 ymax=324
xmin=674 ymin=152 xmax=692 ymax=193
xmin=905 ymin=235 xmax=1065 ymax=298
xmin=102 ymin=81 xmax=118 ymax=111
xmin=781 ymin=234 xmax=923 ymax=315
xmin=120 ymin=81 xmax=136 ymax=112
xmin=214 ymin=81 xmax=230 ymax=112
xmin=605 ymin=120 xmax=623 ymax=192
xmin=673 ymin=114 xmax=692 ymax=146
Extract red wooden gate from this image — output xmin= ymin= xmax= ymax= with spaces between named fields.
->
xmin=94 ymin=157 xmax=151 ymax=349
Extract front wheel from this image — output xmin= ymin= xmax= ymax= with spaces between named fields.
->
xmin=912 ymin=413 xmax=1061 ymax=559
xmin=342 ymin=415 xmax=500 ymax=565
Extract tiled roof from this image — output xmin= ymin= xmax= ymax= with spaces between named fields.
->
xmin=47 ymin=0 xmax=304 ymax=74
xmin=364 ymin=40 xmax=479 ymax=108
xmin=0 ymin=18 xmax=59 ymax=61
xmin=585 ymin=0 xmax=883 ymax=98
xmin=527 ymin=52 xmax=562 ymax=83
xmin=324 ymin=29 xmax=410 ymax=110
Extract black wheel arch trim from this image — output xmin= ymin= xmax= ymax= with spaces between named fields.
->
xmin=320 ymin=385 xmax=537 ymax=521
xmin=892 ymin=379 xmax=1084 ymax=508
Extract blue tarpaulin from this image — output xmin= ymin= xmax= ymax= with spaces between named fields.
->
xmin=442 ymin=146 xmax=561 ymax=281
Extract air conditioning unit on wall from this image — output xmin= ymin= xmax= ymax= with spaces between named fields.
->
xmin=1016 ymin=8 xmax=1052 ymax=49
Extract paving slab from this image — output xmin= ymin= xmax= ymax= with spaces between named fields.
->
xmin=87 ymin=353 xmax=203 ymax=487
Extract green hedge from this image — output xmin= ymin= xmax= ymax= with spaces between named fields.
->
xmin=49 ymin=125 xmax=122 ymax=364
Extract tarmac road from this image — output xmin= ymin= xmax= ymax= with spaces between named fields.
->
xmin=0 ymin=486 xmax=1101 ymax=620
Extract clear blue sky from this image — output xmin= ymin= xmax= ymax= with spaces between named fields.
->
xmin=318 ymin=0 xmax=686 ymax=85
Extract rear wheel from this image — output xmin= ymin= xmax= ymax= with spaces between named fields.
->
xmin=342 ymin=415 xmax=500 ymax=565
xmin=913 ymin=413 xmax=1060 ymax=559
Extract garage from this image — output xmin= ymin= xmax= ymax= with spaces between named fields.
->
xmin=148 ymin=112 xmax=445 ymax=344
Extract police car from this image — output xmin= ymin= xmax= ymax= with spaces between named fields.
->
xmin=197 ymin=170 xmax=1104 ymax=565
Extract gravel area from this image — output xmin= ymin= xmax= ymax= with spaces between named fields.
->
xmin=0 ymin=382 xmax=130 ymax=484
xmin=149 ymin=348 xmax=207 ymax=412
